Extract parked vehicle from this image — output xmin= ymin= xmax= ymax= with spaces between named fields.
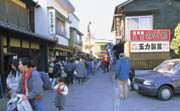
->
xmin=134 ymin=59 xmax=180 ymax=101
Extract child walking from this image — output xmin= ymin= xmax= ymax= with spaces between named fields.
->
xmin=54 ymin=78 xmax=69 ymax=111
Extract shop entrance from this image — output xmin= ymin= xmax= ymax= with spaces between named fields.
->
xmin=2 ymin=53 xmax=16 ymax=91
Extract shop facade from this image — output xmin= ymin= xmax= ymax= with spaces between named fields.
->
xmin=112 ymin=0 xmax=180 ymax=69
xmin=0 ymin=0 xmax=55 ymax=90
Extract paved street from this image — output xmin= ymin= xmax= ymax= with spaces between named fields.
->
xmin=1 ymin=70 xmax=180 ymax=111
xmin=0 ymin=70 xmax=114 ymax=111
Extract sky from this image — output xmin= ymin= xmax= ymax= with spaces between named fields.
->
xmin=70 ymin=0 xmax=126 ymax=40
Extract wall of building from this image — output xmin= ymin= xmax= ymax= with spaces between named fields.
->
xmin=69 ymin=13 xmax=80 ymax=29
xmin=34 ymin=0 xmax=71 ymax=46
xmin=47 ymin=0 xmax=69 ymax=18
xmin=123 ymin=0 xmax=180 ymax=37
xmin=117 ymin=0 xmax=180 ymax=69
xmin=34 ymin=0 xmax=49 ymax=37
xmin=56 ymin=35 xmax=69 ymax=46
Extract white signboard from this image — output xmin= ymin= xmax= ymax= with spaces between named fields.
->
xmin=130 ymin=41 xmax=169 ymax=53
xmin=48 ymin=9 xmax=56 ymax=35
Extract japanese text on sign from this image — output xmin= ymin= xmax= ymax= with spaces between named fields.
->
xmin=49 ymin=9 xmax=56 ymax=35
xmin=130 ymin=42 xmax=169 ymax=52
xmin=130 ymin=30 xmax=170 ymax=41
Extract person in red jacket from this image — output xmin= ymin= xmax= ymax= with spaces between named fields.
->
xmin=101 ymin=57 xmax=107 ymax=73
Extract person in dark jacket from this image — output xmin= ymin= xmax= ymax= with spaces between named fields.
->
xmin=51 ymin=60 xmax=61 ymax=88
xmin=129 ymin=68 xmax=135 ymax=91
xmin=115 ymin=53 xmax=130 ymax=99
xmin=64 ymin=59 xmax=75 ymax=85
xmin=16 ymin=57 xmax=44 ymax=111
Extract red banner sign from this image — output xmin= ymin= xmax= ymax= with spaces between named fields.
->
xmin=130 ymin=30 xmax=170 ymax=41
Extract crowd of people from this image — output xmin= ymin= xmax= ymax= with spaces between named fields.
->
xmin=5 ymin=56 xmax=112 ymax=111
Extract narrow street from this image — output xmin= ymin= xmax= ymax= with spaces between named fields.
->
xmin=0 ymin=70 xmax=114 ymax=111
xmin=1 ymin=70 xmax=180 ymax=111
xmin=63 ymin=71 xmax=114 ymax=111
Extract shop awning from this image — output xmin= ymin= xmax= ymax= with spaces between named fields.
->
xmin=55 ymin=45 xmax=73 ymax=52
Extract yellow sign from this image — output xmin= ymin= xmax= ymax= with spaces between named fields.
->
xmin=3 ymin=36 xmax=7 ymax=46
xmin=22 ymin=40 xmax=29 ymax=48
xmin=56 ymin=46 xmax=73 ymax=52
xmin=10 ymin=38 xmax=20 ymax=47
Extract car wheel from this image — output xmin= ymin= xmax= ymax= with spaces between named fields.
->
xmin=157 ymin=86 xmax=173 ymax=101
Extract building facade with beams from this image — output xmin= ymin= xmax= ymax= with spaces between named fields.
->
xmin=91 ymin=39 xmax=113 ymax=58
xmin=111 ymin=0 xmax=180 ymax=69
xmin=0 ymin=0 xmax=56 ymax=90
xmin=69 ymin=13 xmax=84 ymax=57
xmin=34 ymin=0 xmax=75 ymax=62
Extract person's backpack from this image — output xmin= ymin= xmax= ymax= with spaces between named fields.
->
xmin=40 ymin=72 xmax=51 ymax=90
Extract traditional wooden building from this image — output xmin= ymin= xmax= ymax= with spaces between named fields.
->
xmin=112 ymin=0 xmax=180 ymax=69
xmin=0 ymin=0 xmax=56 ymax=89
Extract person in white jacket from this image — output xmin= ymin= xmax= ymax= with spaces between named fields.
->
xmin=6 ymin=59 xmax=22 ymax=98
xmin=54 ymin=78 xmax=68 ymax=111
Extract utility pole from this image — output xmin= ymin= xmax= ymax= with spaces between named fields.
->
xmin=87 ymin=21 xmax=92 ymax=57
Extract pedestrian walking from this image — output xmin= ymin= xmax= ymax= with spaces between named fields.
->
xmin=97 ymin=59 xmax=101 ymax=71
xmin=73 ymin=58 xmax=79 ymax=82
xmin=6 ymin=59 xmax=22 ymax=98
xmin=54 ymin=78 xmax=68 ymax=111
xmin=101 ymin=57 xmax=107 ymax=73
xmin=76 ymin=58 xmax=86 ymax=85
xmin=129 ymin=68 xmax=135 ymax=91
xmin=51 ymin=60 xmax=62 ymax=88
xmin=16 ymin=57 xmax=44 ymax=111
xmin=86 ymin=59 xmax=92 ymax=78
xmin=115 ymin=53 xmax=130 ymax=99
xmin=105 ymin=57 xmax=110 ymax=72
xmin=64 ymin=59 xmax=75 ymax=85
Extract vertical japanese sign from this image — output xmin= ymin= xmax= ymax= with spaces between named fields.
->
xmin=106 ymin=43 xmax=116 ymax=64
xmin=130 ymin=30 xmax=170 ymax=53
xmin=49 ymin=9 xmax=56 ymax=35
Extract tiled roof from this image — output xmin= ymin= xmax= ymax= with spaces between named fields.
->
xmin=0 ymin=20 xmax=56 ymax=42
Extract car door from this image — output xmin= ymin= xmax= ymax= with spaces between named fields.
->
xmin=172 ymin=71 xmax=180 ymax=93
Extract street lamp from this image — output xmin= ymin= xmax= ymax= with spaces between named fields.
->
xmin=87 ymin=21 xmax=92 ymax=57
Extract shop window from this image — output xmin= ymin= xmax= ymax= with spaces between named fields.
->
xmin=56 ymin=17 xmax=66 ymax=37
xmin=7 ymin=0 xmax=28 ymax=28
xmin=125 ymin=16 xmax=153 ymax=41
xmin=7 ymin=0 xmax=19 ymax=26
xmin=0 ymin=0 xmax=7 ymax=21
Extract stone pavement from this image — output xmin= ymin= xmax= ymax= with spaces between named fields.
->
xmin=2 ymin=70 xmax=180 ymax=111
xmin=64 ymin=70 xmax=113 ymax=111
xmin=0 ymin=70 xmax=114 ymax=111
